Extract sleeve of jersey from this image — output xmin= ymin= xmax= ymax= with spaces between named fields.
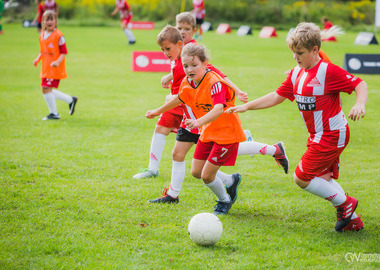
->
xmin=207 ymin=64 xmax=226 ymax=78
xmin=211 ymin=82 xmax=228 ymax=107
xmin=276 ymin=73 xmax=295 ymax=101
xmin=325 ymin=64 xmax=362 ymax=95
xmin=59 ymin=36 xmax=68 ymax=54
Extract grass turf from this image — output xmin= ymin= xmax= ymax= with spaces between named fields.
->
xmin=0 ymin=23 xmax=379 ymax=269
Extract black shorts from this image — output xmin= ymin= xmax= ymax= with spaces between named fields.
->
xmin=176 ymin=127 xmax=200 ymax=144
xmin=37 ymin=22 xmax=42 ymax=29
xmin=196 ymin=18 xmax=204 ymax=25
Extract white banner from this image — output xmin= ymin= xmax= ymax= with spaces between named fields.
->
xmin=376 ymin=0 xmax=380 ymax=27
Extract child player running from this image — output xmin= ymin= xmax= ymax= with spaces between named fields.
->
xmin=111 ymin=0 xmax=136 ymax=45
xmin=32 ymin=0 xmax=45 ymax=33
xmin=134 ymin=14 xmax=288 ymax=182
xmin=146 ymin=43 xmax=247 ymax=215
xmin=192 ymin=0 xmax=205 ymax=40
xmin=144 ymin=26 xmax=288 ymax=204
xmin=33 ymin=10 xmax=78 ymax=120
xmin=226 ymin=22 xmax=368 ymax=232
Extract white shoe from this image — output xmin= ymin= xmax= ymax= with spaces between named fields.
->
xmin=133 ymin=169 xmax=158 ymax=179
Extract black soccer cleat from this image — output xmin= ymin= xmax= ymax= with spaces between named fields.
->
xmin=273 ymin=142 xmax=289 ymax=174
xmin=335 ymin=196 xmax=358 ymax=232
xmin=148 ymin=188 xmax=179 ymax=204
xmin=69 ymin=96 xmax=78 ymax=115
xmin=42 ymin=113 xmax=60 ymax=120
xmin=212 ymin=199 xmax=233 ymax=215
xmin=226 ymin=173 xmax=241 ymax=204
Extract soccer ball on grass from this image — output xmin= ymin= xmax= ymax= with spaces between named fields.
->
xmin=188 ymin=213 xmax=223 ymax=246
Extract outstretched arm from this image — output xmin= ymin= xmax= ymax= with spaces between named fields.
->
xmin=111 ymin=7 xmax=119 ymax=16
xmin=348 ymin=81 xmax=368 ymax=121
xmin=185 ymin=104 xmax=224 ymax=129
xmin=225 ymin=91 xmax=286 ymax=113
xmin=146 ymin=94 xmax=182 ymax=119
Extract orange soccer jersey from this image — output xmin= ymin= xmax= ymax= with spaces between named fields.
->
xmin=39 ymin=29 xmax=67 ymax=80
xmin=178 ymin=71 xmax=246 ymax=144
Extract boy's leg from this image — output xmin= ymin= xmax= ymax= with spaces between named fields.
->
xmin=238 ymin=141 xmax=289 ymax=173
xmin=52 ymin=89 xmax=78 ymax=115
xmin=122 ymin=22 xmax=136 ymax=44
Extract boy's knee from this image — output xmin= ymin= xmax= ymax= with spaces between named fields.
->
xmin=293 ymin=173 xmax=310 ymax=189
xmin=172 ymin=150 xmax=185 ymax=162
xmin=191 ymin=169 xmax=201 ymax=179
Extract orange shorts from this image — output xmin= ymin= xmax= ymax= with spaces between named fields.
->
xmin=194 ymin=140 xmax=239 ymax=166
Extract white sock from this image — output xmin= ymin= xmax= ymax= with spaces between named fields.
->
xmin=238 ymin=141 xmax=276 ymax=156
xmin=205 ymin=178 xmax=230 ymax=203
xmin=304 ymin=177 xmax=346 ymax=206
xmin=43 ymin=92 xmax=57 ymax=114
xmin=148 ymin=132 xmax=166 ymax=174
xmin=216 ymin=170 xmax=233 ymax=188
xmin=167 ymin=161 xmax=186 ymax=198
xmin=52 ymin=89 xmax=73 ymax=104
xmin=124 ymin=28 xmax=135 ymax=42
xmin=329 ymin=179 xmax=357 ymax=219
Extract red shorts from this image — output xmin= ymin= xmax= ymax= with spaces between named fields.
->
xmin=121 ymin=15 xmax=132 ymax=26
xmin=41 ymin=78 xmax=60 ymax=88
xmin=295 ymin=142 xmax=346 ymax=181
xmin=157 ymin=111 xmax=182 ymax=130
xmin=194 ymin=140 xmax=239 ymax=166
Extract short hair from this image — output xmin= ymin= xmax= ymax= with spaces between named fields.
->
xmin=176 ymin=12 xmax=196 ymax=29
xmin=156 ymin=25 xmax=183 ymax=45
xmin=42 ymin=10 xmax=58 ymax=29
xmin=181 ymin=43 xmax=209 ymax=63
xmin=286 ymin=22 xmax=321 ymax=51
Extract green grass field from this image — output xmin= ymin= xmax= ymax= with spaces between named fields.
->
xmin=1 ymin=23 xmax=379 ymax=269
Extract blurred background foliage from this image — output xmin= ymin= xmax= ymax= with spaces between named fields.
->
xmin=2 ymin=0 xmax=376 ymax=29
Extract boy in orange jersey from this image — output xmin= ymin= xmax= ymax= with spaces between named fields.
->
xmin=146 ymin=43 xmax=247 ymax=215
xmin=33 ymin=10 xmax=78 ymax=120
xmin=32 ymin=0 xmax=45 ymax=33
xmin=227 ymin=23 xmax=367 ymax=231
xmin=111 ymin=0 xmax=136 ymax=45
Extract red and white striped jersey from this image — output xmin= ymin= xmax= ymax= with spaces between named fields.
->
xmin=276 ymin=60 xmax=362 ymax=148
xmin=193 ymin=0 xmax=205 ymax=19
xmin=116 ymin=0 xmax=131 ymax=19
xmin=44 ymin=0 xmax=57 ymax=11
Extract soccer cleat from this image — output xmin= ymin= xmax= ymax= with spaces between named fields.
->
xmin=226 ymin=173 xmax=241 ymax=204
xmin=148 ymin=188 xmax=179 ymax=204
xmin=133 ymin=168 xmax=158 ymax=179
xmin=273 ymin=142 xmax=289 ymax=174
xmin=129 ymin=40 xmax=136 ymax=45
xmin=212 ymin=199 xmax=233 ymax=215
xmin=69 ymin=96 xmax=78 ymax=115
xmin=342 ymin=216 xmax=364 ymax=232
xmin=335 ymin=196 xmax=358 ymax=232
xmin=42 ymin=113 xmax=60 ymax=120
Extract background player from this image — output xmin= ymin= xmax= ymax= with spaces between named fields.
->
xmin=32 ymin=0 xmax=45 ymax=33
xmin=44 ymin=0 xmax=59 ymax=16
xmin=0 ymin=0 xmax=4 ymax=34
xmin=226 ymin=22 xmax=367 ymax=232
xmin=111 ymin=0 xmax=136 ymax=45
xmin=192 ymin=0 xmax=205 ymax=40
xmin=33 ymin=10 xmax=78 ymax=120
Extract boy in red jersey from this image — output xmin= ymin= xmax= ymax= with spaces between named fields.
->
xmin=192 ymin=0 xmax=205 ymax=40
xmin=44 ymin=0 xmax=58 ymax=16
xmin=227 ymin=22 xmax=368 ymax=231
xmin=32 ymin=0 xmax=45 ymax=33
xmin=33 ymin=11 xmax=78 ymax=120
xmin=111 ymin=0 xmax=136 ymax=45
xmin=321 ymin=17 xmax=336 ymax=42
xmin=146 ymin=43 xmax=247 ymax=214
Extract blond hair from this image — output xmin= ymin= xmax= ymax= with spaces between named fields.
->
xmin=181 ymin=43 xmax=209 ymax=63
xmin=287 ymin=22 xmax=321 ymax=51
xmin=176 ymin=12 xmax=196 ymax=29
xmin=156 ymin=25 xmax=183 ymax=45
xmin=42 ymin=10 xmax=58 ymax=30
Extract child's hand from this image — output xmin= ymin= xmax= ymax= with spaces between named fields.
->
xmin=348 ymin=103 xmax=365 ymax=121
xmin=237 ymin=91 xmax=249 ymax=103
xmin=33 ymin=59 xmax=39 ymax=67
xmin=146 ymin=110 xmax=160 ymax=119
xmin=184 ymin=119 xmax=199 ymax=129
xmin=225 ymin=105 xmax=248 ymax=114
xmin=50 ymin=61 xmax=59 ymax=67
xmin=161 ymin=74 xmax=171 ymax=89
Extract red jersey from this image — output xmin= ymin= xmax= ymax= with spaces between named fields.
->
xmin=116 ymin=0 xmax=131 ymax=19
xmin=37 ymin=4 xmax=45 ymax=23
xmin=44 ymin=0 xmax=57 ymax=11
xmin=276 ymin=60 xmax=362 ymax=149
xmin=193 ymin=0 xmax=205 ymax=19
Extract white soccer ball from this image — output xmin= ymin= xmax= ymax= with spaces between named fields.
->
xmin=188 ymin=213 xmax=223 ymax=246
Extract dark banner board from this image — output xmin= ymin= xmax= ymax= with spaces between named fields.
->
xmin=343 ymin=54 xmax=380 ymax=74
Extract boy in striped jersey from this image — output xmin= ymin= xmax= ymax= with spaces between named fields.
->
xmin=227 ymin=22 xmax=368 ymax=232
